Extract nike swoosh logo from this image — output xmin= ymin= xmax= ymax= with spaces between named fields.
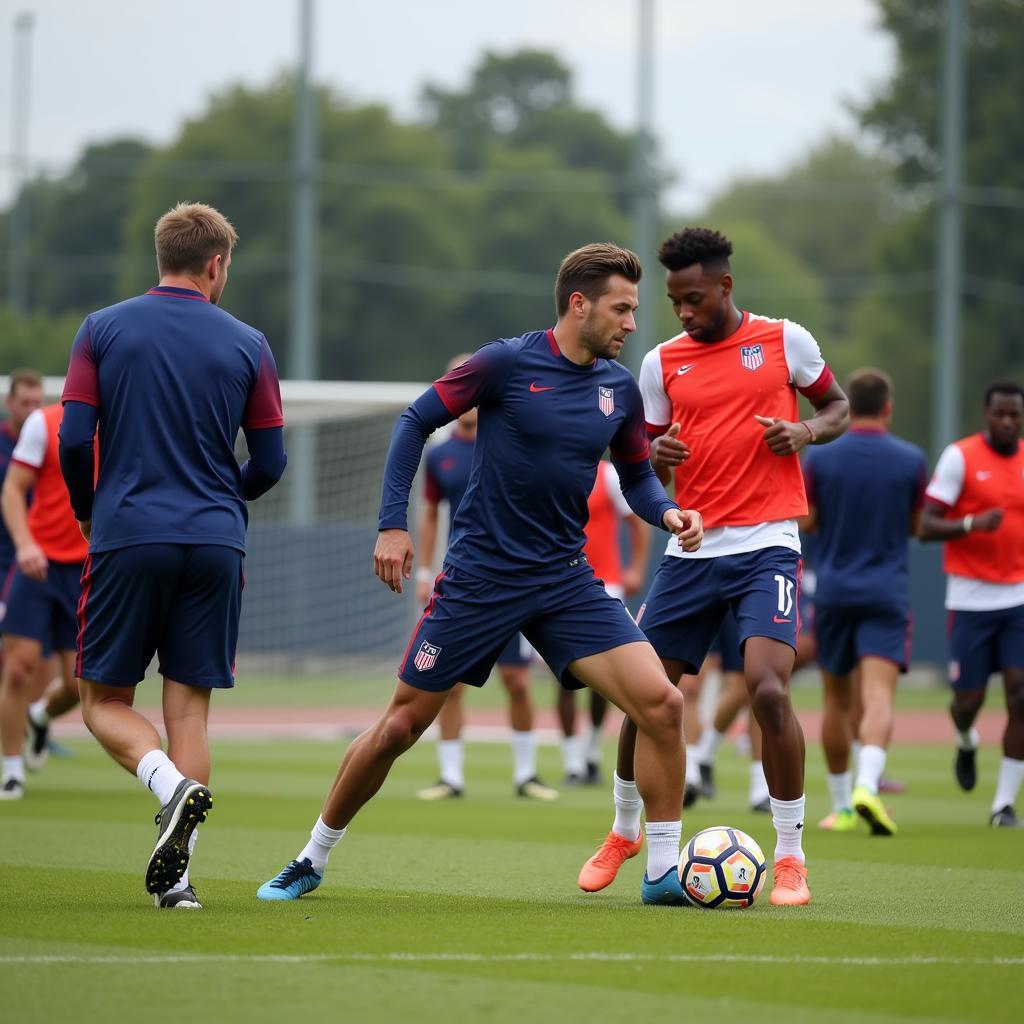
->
xmin=773 ymin=615 xmax=791 ymax=624
xmin=676 ymin=365 xmax=696 ymax=376
xmin=529 ymin=382 xmax=555 ymax=393
xmin=976 ymin=471 xmax=993 ymax=480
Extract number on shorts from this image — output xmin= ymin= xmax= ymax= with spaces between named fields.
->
xmin=773 ymin=573 xmax=794 ymax=617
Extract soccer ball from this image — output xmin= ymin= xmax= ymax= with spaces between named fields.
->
xmin=678 ymin=826 xmax=766 ymax=908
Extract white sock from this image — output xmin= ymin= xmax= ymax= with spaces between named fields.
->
xmin=612 ymin=772 xmax=642 ymax=841
xmin=826 ymin=770 xmax=853 ymax=813
xmin=770 ymin=796 xmax=806 ymax=863
xmin=749 ymin=761 xmax=770 ymax=805
xmin=168 ymin=829 xmax=199 ymax=892
xmin=697 ymin=727 xmax=725 ymax=766
xmin=298 ymin=815 xmax=346 ymax=874
xmin=685 ymin=752 xmax=701 ymax=787
xmin=561 ymin=735 xmax=585 ymax=776
xmin=957 ymin=726 xmax=980 ymax=750
xmin=992 ymin=757 xmax=1024 ymax=813
xmin=2 ymin=755 xmax=25 ymax=785
xmin=135 ymin=749 xmax=186 ymax=806
xmin=645 ymin=820 xmax=682 ymax=880
xmin=855 ymin=744 xmax=887 ymax=795
xmin=511 ymin=730 xmax=536 ymax=786
xmin=584 ymin=723 xmax=602 ymax=766
xmin=437 ymin=739 xmax=464 ymax=789
xmin=851 ymin=739 xmax=862 ymax=760
xmin=28 ymin=698 xmax=51 ymax=728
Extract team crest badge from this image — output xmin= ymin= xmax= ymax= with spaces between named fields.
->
xmin=598 ymin=386 xmax=615 ymax=417
xmin=740 ymin=344 xmax=765 ymax=372
xmin=414 ymin=641 xmax=441 ymax=671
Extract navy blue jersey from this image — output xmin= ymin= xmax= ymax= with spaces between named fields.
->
xmin=61 ymin=286 xmax=284 ymax=554
xmin=804 ymin=426 xmax=928 ymax=607
xmin=380 ymin=329 xmax=675 ymax=584
xmin=0 ymin=423 xmax=18 ymax=568
xmin=423 ymin=434 xmax=474 ymax=513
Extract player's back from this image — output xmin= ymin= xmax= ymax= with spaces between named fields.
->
xmin=805 ymin=427 xmax=927 ymax=607
xmin=0 ymin=424 xmax=19 ymax=569
xmin=63 ymin=286 xmax=281 ymax=554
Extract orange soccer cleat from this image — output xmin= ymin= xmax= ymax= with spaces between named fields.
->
xmin=769 ymin=855 xmax=811 ymax=906
xmin=578 ymin=830 xmax=644 ymax=892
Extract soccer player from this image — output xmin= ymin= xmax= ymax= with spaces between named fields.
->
xmin=558 ymin=456 xmax=650 ymax=785
xmin=920 ymin=381 xmax=1024 ymax=827
xmin=0 ymin=393 xmax=85 ymax=801
xmin=57 ymin=202 xmax=286 ymax=906
xmin=801 ymin=368 xmax=928 ymax=836
xmin=257 ymin=243 xmax=703 ymax=906
xmin=415 ymin=353 xmax=557 ymax=802
xmin=578 ymin=228 xmax=849 ymax=907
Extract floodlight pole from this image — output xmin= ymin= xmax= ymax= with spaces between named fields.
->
xmin=7 ymin=11 xmax=34 ymax=317
xmin=932 ymin=0 xmax=966 ymax=457
xmin=629 ymin=0 xmax=657 ymax=376
xmin=288 ymin=0 xmax=319 ymax=525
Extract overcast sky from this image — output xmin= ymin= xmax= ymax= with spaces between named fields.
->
xmin=0 ymin=0 xmax=894 ymax=210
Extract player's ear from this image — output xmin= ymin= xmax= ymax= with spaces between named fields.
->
xmin=570 ymin=290 xmax=587 ymax=319
xmin=719 ymin=272 xmax=733 ymax=299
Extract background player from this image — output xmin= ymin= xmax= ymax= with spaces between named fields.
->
xmin=58 ymin=202 xmax=287 ymax=904
xmin=0 ymin=401 xmax=86 ymax=799
xmin=415 ymin=353 xmax=557 ymax=802
xmin=579 ymin=227 xmax=849 ymax=907
xmin=558 ymin=456 xmax=650 ymax=786
xmin=920 ymin=381 xmax=1024 ymax=827
xmin=257 ymin=243 xmax=703 ymax=906
xmin=802 ymin=368 xmax=927 ymax=835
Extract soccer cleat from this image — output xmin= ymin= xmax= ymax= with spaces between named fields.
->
xmin=0 ymin=778 xmax=25 ymax=801
xmin=769 ymin=856 xmax=811 ymax=906
xmin=516 ymin=776 xmax=559 ymax=801
xmin=990 ymin=805 xmax=1023 ymax=828
xmin=853 ymin=785 xmax=897 ymax=836
xmin=878 ymin=775 xmax=906 ymax=795
xmin=750 ymin=797 xmax=771 ymax=813
xmin=416 ymin=780 xmax=463 ymax=801
xmin=23 ymin=719 xmax=50 ymax=773
xmin=818 ymin=808 xmax=858 ymax=832
xmin=698 ymin=762 xmax=715 ymax=799
xmin=146 ymin=779 xmax=212 ymax=895
xmin=955 ymin=746 xmax=977 ymax=791
xmin=641 ymin=867 xmax=689 ymax=906
xmin=563 ymin=772 xmax=585 ymax=787
xmin=257 ymin=857 xmax=323 ymax=901
xmin=683 ymin=782 xmax=700 ymax=808
xmin=584 ymin=761 xmax=601 ymax=786
xmin=155 ymin=884 xmax=202 ymax=909
xmin=578 ymin=830 xmax=643 ymax=892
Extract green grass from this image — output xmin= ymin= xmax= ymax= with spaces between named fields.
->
xmin=2 ymin=735 xmax=1021 ymax=1024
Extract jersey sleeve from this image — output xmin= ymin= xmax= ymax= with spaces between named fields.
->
xmin=925 ymin=444 xmax=965 ymax=508
xmin=61 ymin=317 xmax=100 ymax=407
xmin=432 ymin=341 xmax=515 ymax=417
xmin=243 ymin=336 xmax=285 ymax=429
xmin=602 ymin=462 xmax=633 ymax=517
xmin=638 ymin=347 xmax=671 ymax=436
xmin=782 ymin=320 xmax=835 ymax=400
xmin=609 ymin=379 xmax=652 ymax=465
xmin=422 ymin=453 xmax=443 ymax=505
xmin=912 ymin=448 xmax=930 ymax=510
xmin=11 ymin=408 xmax=48 ymax=470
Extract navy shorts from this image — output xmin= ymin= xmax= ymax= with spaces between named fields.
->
xmin=948 ymin=604 xmax=1024 ymax=692
xmin=399 ymin=563 xmax=646 ymax=692
xmin=78 ymin=544 xmax=244 ymax=689
xmin=815 ymin=602 xmax=912 ymax=676
xmin=0 ymin=560 xmax=15 ymax=632
xmin=710 ymin=607 xmax=743 ymax=673
xmin=2 ymin=561 xmax=83 ymax=653
xmin=497 ymin=632 xmax=533 ymax=668
xmin=637 ymin=547 xmax=802 ymax=674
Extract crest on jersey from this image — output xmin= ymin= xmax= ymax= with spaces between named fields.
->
xmin=740 ymin=344 xmax=765 ymax=372
xmin=598 ymin=386 xmax=615 ymax=417
xmin=414 ymin=641 xmax=442 ymax=672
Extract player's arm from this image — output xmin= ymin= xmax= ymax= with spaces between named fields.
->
xmin=605 ymin=463 xmax=650 ymax=595
xmin=241 ymin=337 xmax=287 ymax=500
xmin=415 ymin=466 xmax=443 ymax=605
xmin=798 ymin=455 xmax=818 ymax=532
xmin=918 ymin=444 xmax=1002 ymax=541
xmin=58 ymin=401 xmax=99 ymax=538
xmin=909 ymin=452 xmax=929 ymax=538
xmin=4 ymin=407 xmax=48 ymax=579
xmin=638 ymin=348 xmax=688 ymax=485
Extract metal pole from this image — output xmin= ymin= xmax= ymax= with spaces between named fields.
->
xmin=932 ymin=0 xmax=966 ymax=457
xmin=629 ymin=0 xmax=656 ymax=375
xmin=7 ymin=11 xmax=34 ymax=316
xmin=288 ymin=0 xmax=319 ymax=525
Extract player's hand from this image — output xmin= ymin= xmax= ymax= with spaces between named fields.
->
xmin=374 ymin=529 xmax=415 ymax=593
xmin=973 ymin=507 xmax=1004 ymax=532
xmin=664 ymin=508 xmax=703 ymax=552
xmin=16 ymin=540 xmax=48 ymax=581
xmin=651 ymin=423 xmax=691 ymax=473
xmin=754 ymin=415 xmax=810 ymax=456
xmin=621 ymin=565 xmax=645 ymax=597
xmin=77 ymin=519 xmax=92 ymax=542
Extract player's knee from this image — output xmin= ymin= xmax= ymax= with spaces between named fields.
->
xmin=376 ymin=707 xmax=430 ymax=757
xmin=749 ymin=675 xmax=789 ymax=735
xmin=1 ymin=654 xmax=37 ymax=694
xmin=1006 ymin=683 xmax=1024 ymax=721
xmin=640 ymin=683 xmax=684 ymax=740
xmin=951 ymin=690 xmax=984 ymax=720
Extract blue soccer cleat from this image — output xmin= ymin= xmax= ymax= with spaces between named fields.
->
xmin=641 ymin=867 xmax=689 ymax=906
xmin=257 ymin=857 xmax=323 ymax=901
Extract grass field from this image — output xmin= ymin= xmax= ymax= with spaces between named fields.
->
xmin=2 ymin=722 xmax=1021 ymax=1024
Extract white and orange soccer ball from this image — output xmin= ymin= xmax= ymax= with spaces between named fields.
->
xmin=678 ymin=826 xmax=766 ymax=909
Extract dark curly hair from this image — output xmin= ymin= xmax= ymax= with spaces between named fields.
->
xmin=657 ymin=227 xmax=733 ymax=275
xmin=984 ymin=380 xmax=1024 ymax=407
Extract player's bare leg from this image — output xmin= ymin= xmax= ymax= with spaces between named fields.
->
xmin=418 ymin=683 xmax=465 ymax=799
xmin=680 ymin=670 xmax=703 ymax=805
xmin=743 ymin=636 xmax=810 ymax=906
xmin=557 ymin=687 xmax=586 ymax=782
xmin=990 ymin=668 xmax=1024 ymax=826
xmin=819 ymin=669 xmax=856 ymax=830
xmin=695 ymin=668 xmax=747 ymax=801
xmin=23 ymin=652 xmax=79 ymax=774
xmin=0 ymin=636 xmax=44 ymax=798
xmin=501 ymin=665 xmax=556 ymax=800
xmin=950 ymin=685 xmax=986 ymax=792
xmin=851 ymin=657 xmax=900 ymax=835
xmin=585 ymin=690 xmax=609 ymax=783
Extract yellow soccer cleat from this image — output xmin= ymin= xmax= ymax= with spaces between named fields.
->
xmin=852 ymin=785 xmax=898 ymax=836
xmin=818 ymin=808 xmax=858 ymax=832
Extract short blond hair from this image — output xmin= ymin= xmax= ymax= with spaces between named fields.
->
xmin=155 ymin=202 xmax=238 ymax=275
